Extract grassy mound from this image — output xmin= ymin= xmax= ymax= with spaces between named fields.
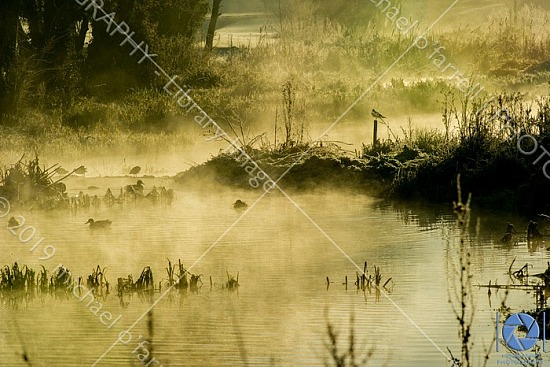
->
xmin=174 ymin=144 xmax=387 ymax=194
xmin=175 ymin=91 xmax=550 ymax=215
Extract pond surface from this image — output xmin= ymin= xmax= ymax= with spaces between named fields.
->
xmin=0 ymin=178 xmax=548 ymax=366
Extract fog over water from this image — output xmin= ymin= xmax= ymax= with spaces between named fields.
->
xmin=0 ymin=0 xmax=549 ymax=366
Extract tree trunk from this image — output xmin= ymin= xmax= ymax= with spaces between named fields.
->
xmin=0 ymin=0 xmax=20 ymax=70
xmin=205 ymin=0 xmax=222 ymax=50
xmin=0 ymin=0 xmax=21 ymax=111
xmin=75 ymin=14 xmax=89 ymax=56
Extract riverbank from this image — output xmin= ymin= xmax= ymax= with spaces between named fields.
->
xmin=173 ymin=144 xmax=546 ymax=215
xmin=174 ymin=92 xmax=550 ymax=216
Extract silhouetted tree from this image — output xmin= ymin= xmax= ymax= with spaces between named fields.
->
xmin=86 ymin=0 xmax=208 ymax=96
xmin=0 ymin=0 xmax=23 ymax=110
xmin=205 ymin=0 xmax=223 ymax=50
xmin=0 ymin=0 xmax=88 ymax=113
xmin=0 ymin=0 xmax=209 ymax=113
xmin=20 ymin=0 xmax=87 ymax=82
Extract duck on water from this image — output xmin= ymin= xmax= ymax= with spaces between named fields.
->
xmin=85 ymin=218 xmax=112 ymax=229
xmin=233 ymin=200 xmax=248 ymax=210
xmin=125 ymin=180 xmax=145 ymax=196
xmin=8 ymin=217 xmax=19 ymax=228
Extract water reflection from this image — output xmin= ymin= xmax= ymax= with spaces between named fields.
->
xmin=0 ymin=187 xmax=548 ymax=366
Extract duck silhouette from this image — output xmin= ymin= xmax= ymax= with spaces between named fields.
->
xmin=125 ymin=180 xmax=145 ymax=197
xmin=74 ymin=166 xmax=87 ymax=175
xmin=8 ymin=217 xmax=19 ymax=228
xmin=233 ymin=200 xmax=248 ymax=209
xmin=85 ymin=218 xmax=112 ymax=229
xmin=127 ymin=180 xmax=144 ymax=192
xmin=501 ymin=222 xmax=516 ymax=243
xmin=528 ymin=221 xmax=543 ymax=240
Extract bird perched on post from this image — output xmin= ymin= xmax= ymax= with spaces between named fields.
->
xmin=371 ymin=109 xmax=386 ymax=119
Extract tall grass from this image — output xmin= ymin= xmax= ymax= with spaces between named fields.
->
xmin=449 ymin=177 xmax=475 ymax=367
xmin=387 ymin=87 xmax=550 ymax=210
xmin=1 ymin=3 xmax=547 ymax=157
xmin=442 ymin=4 xmax=550 ymax=73
xmin=447 ymin=177 xmax=495 ymax=367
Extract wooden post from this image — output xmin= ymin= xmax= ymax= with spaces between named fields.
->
xmin=373 ymin=119 xmax=378 ymax=147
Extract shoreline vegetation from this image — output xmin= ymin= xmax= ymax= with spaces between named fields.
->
xmin=3 ymin=2 xmax=550 ymax=366
xmin=0 ymin=260 xmax=240 ymax=304
xmin=0 ymin=3 xmax=549 ymax=214
xmin=176 ymin=91 xmax=550 ymax=215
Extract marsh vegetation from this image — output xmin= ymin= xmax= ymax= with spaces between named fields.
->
xmin=0 ymin=0 xmax=549 ymax=366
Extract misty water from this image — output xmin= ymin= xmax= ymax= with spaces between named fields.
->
xmin=0 ymin=0 xmax=550 ymax=367
xmin=0 ymin=175 xmax=546 ymax=366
